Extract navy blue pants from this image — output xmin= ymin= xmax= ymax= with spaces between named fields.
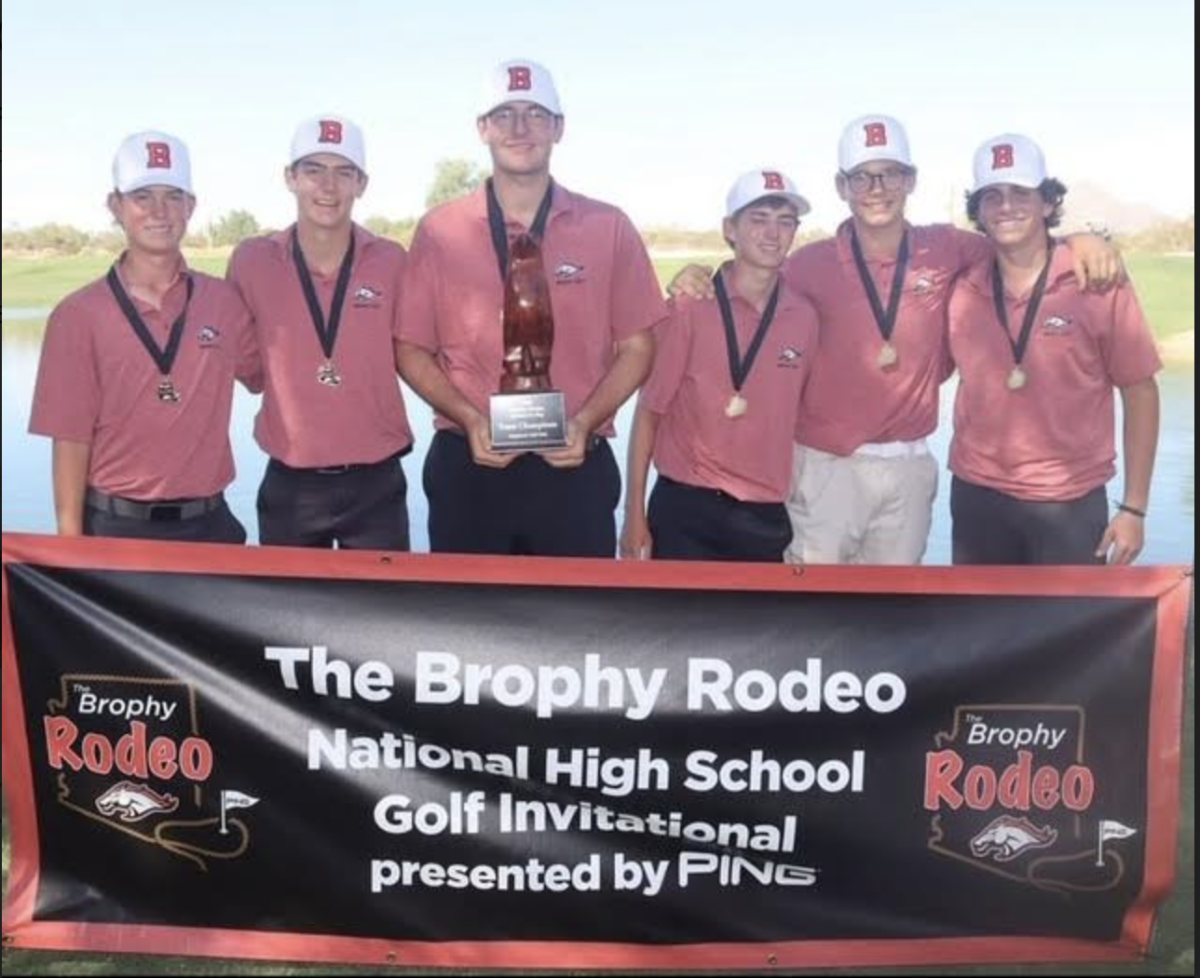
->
xmin=424 ymin=431 xmax=620 ymax=557
xmin=257 ymin=454 xmax=410 ymax=550
xmin=951 ymin=477 xmax=1107 ymax=565
xmin=649 ymin=476 xmax=792 ymax=562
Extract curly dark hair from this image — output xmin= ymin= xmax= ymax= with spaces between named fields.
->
xmin=965 ymin=178 xmax=1067 ymax=232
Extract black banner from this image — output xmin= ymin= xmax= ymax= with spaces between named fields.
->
xmin=1 ymin=535 xmax=1190 ymax=969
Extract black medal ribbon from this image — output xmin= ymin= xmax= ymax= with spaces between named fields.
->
xmin=487 ymin=178 xmax=554 ymax=282
xmin=714 ymin=269 xmax=781 ymax=395
xmin=850 ymin=229 xmax=910 ymax=345
xmin=292 ymin=230 xmax=356 ymax=362
xmin=106 ymin=266 xmax=194 ymax=381
xmin=991 ymin=239 xmax=1056 ymax=369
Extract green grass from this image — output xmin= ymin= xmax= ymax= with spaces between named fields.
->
xmin=1125 ymin=254 xmax=1194 ymax=340
xmin=0 ymin=252 xmax=230 ymax=310
xmin=4 ymin=251 xmax=1191 ymax=345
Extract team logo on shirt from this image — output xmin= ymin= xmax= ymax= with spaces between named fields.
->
xmin=353 ymin=285 xmax=384 ymax=307
xmin=777 ymin=346 xmax=803 ymax=368
xmin=197 ymin=325 xmax=221 ymax=347
xmin=1042 ymin=315 xmax=1073 ymax=335
xmin=555 ymin=261 xmax=586 ymax=284
xmin=911 ymin=276 xmax=936 ymax=295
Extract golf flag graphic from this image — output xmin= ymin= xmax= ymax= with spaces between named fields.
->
xmin=1096 ymin=819 xmax=1138 ymax=865
xmin=219 ymin=790 xmax=260 ymax=835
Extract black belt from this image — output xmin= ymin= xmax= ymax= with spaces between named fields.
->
xmin=657 ymin=474 xmax=776 ymax=507
xmin=86 ymin=488 xmax=225 ymax=522
xmin=268 ymin=447 xmax=409 ymax=477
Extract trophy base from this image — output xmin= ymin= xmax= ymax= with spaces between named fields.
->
xmin=490 ymin=390 xmax=568 ymax=452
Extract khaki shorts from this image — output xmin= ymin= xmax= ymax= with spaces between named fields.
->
xmin=784 ymin=443 xmax=938 ymax=565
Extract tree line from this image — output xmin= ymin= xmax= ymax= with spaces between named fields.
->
xmin=2 ymin=160 xmax=1193 ymax=256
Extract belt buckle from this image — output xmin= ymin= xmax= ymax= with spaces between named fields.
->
xmin=315 ymin=463 xmax=352 ymax=475
xmin=148 ymin=503 xmax=183 ymax=522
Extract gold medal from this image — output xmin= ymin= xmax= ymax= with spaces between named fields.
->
xmin=725 ymin=393 xmax=748 ymax=419
xmin=1006 ymin=366 xmax=1027 ymax=391
xmin=877 ymin=341 xmax=899 ymax=370
xmin=317 ymin=360 xmax=342 ymax=387
xmin=157 ymin=377 xmax=181 ymax=403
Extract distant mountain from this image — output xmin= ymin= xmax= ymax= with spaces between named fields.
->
xmin=1060 ymin=182 xmax=1172 ymax=234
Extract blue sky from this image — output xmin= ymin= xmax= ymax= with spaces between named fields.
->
xmin=3 ymin=0 xmax=1194 ymax=234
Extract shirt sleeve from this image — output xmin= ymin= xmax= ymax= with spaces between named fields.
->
xmin=396 ymin=221 xmax=442 ymax=353
xmin=609 ymin=210 xmax=669 ymax=342
xmin=229 ymin=290 xmax=263 ymax=393
xmin=1101 ymin=281 xmax=1163 ymax=387
xmin=638 ymin=301 xmax=693 ymax=415
xmin=388 ymin=244 xmax=410 ymax=344
xmin=29 ymin=300 xmax=101 ymax=443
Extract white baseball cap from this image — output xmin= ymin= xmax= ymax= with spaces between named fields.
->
xmin=838 ymin=114 xmax=913 ymax=172
xmin=112 ymin=131 xmax=193 ymax=195
xmin=480 ymin=59 xmax=562 ymax=117
xmin=972 ymin=133 xmax=1047 ymax=192
xmin=726 ymin=169 xmax=811 ymax=219
xmin=290 ymin=114 xmax=366 ymax=173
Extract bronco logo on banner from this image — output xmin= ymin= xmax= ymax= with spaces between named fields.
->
xmin=1 ymin=534 xmax=1190 ymax=970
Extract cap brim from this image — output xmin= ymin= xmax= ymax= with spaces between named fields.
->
xmin=729 ymin=192 xmax=811 ymax=219
xmin=117 ymin=175 xmax=193 ymax=195
xmin=973 ymin=174 xmax=1044 ymax=193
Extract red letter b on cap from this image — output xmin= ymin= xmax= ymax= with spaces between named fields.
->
xmin=507 ymin=66 xmax=532 ymax=91
xmin=319 ymin=120 xmax=344 ymax=145
xmin=991 ymin=144 xmax=1015 ymax=170
xmin=146 ymin=142 xmax=172 ymax=169
xmin=864 ymin=123 xmax=888 ymax=148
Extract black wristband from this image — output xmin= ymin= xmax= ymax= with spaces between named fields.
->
xmin=1116 ymin=502 xmax=1147 ymax=519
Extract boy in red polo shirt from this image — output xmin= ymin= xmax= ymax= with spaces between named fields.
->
xmin=949 ymin=134 xmax=1161 ymax=565
xmin=397 ymin=60 xmax=667 ymax=557
xmin=228 ymin=115 xmax=414 ymax=550
xmin=30 ymin=131 xmax=260 ymax=543
xmin=622 ymin=170 xmax=818 ymax=562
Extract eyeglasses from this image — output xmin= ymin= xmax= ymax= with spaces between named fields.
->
xmin=842 ymin=168 xmax=913 ymax=194
xmin=486 ymin=105 xmax=557 ymax=132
